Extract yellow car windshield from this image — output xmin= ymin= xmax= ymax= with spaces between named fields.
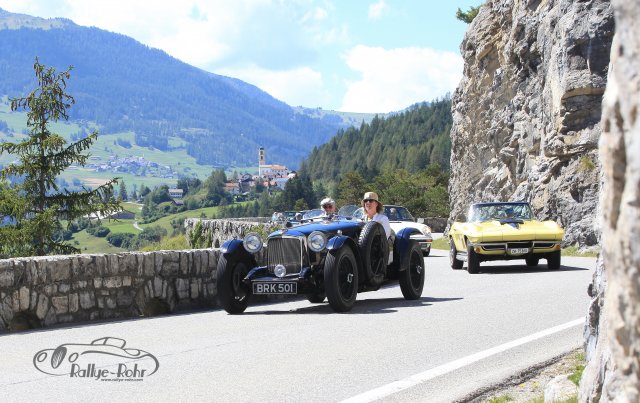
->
xmin=469 ymin=203 xmax=533 ymax=222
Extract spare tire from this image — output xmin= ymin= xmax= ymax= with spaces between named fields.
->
xmin=358 ymin=221 xmax=388 ymax=287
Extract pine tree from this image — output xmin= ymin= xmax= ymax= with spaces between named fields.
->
xmin=118 ymin=181 xmax=128 ymax=201
xmin=0 ymin=58 xmax=120 ymax=257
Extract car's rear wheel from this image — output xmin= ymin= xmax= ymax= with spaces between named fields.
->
xmin=525 ymin=256 xmax=539 ymax=267
xmin=467 ymin=244 xmax=480 ymax=274
xmin=547 ymin=250 xmax=561 ymax=270
xmin=324 ymin=247 xmax=358 ymax=312
xmin=358 ymin=221 xmax=388 ymax=287
xmin=216 ymin=254 xmax=251 ymax=314
xmin=399 ymin=241 xmax=425 ymax=300
xmin=450 ymin=239 xmax=463 ymax=270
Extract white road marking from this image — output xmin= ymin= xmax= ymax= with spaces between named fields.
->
xmin=341 ymin=318 xmax=585 ymax=403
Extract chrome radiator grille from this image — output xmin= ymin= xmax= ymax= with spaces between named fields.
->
xmin=267 ymin=236 xmax=307 ymax=275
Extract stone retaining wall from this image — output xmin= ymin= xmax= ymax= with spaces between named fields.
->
xmin=0 ymin=249 xmax=220 ymax=332
xmin=184 ymin=218 xmax=277 ymax=248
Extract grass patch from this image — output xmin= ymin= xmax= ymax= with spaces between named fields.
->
xmin=141 ymin=234 xmax=190 ymax=251
xmin=568 ymin=351 xmax=586 ymax=386
xmin=136 ymin=205 xmax=220 ymax=234
xmin=70 ymin=229 xmax=126 ymax=254
xmin=488 ymin=394 xmax=513 ymax=402
xmin=432 ymin=237 xmax=449 ymax=250
xmin=562 ymin=245 xmax=598 ymax=257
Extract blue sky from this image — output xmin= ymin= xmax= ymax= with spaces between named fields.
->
xmin=0 ymin=0 xmax=481 ymax=113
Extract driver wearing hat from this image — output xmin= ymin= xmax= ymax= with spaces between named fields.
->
xmin=362 ymin=191 xmax=391 ymax=238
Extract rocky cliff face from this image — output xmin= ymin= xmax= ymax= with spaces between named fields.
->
xmin=580 ymin=0 xmax=640 ymax=400
xmin=449 ymin=0 xmax=614 ymax=247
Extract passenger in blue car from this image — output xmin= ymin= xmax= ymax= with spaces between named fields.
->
xmin=320 ymin=197 xmax=337 ymax=216
xmin=362 ymin=191 xmax=391 ymax=238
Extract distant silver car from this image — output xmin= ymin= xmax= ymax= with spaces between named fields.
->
xmin=351 ymin=205 xmax=433 ymax=256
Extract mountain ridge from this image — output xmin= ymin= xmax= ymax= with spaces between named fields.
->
xmin=0 ymin=7 xmax=358 ymax=170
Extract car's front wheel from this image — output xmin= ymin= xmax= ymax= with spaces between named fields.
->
xmin=216 ymin=254 xmax=251 ymax=314
xmin=324 ymin=247 xmax=358 ymax=312
xmin=525 ymin=256 xmax=539 ymax=267
xmin=450 ymin=239 xmax=463 ymax=270
xmin=399 ymin=241 xmax=425 ymax=300
xmin=547 ymin=250 xmax=561 ymax=270
xmin=467 ymin=244 xmax=480 ymax=274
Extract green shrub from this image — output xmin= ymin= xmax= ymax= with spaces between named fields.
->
xmin=87 ymin=225 xmax=110 ymax=237
xmin=578 ymin=156 xmax=596 ymax=171
xmin=141 ymin=235 xmax=190 ymax=251
xmin=107 ymin=232 xmax=136 ymax=248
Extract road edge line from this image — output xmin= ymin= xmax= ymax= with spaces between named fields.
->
xmin=340 ymin=318 xmax=585 ymax=403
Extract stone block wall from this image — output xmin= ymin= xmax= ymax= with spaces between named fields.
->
xmin=0 ymin=249 xmax=220 ymax=332
xmin=184 ymin=218 xmax=277 ymax=249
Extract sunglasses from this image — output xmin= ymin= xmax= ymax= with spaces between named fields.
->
xmin=322 ymin=204 xmax=334 ymax=208
xmin=363 ymin=199 xmax=377 ymax=203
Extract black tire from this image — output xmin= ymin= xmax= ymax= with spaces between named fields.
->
xmin=216 ymin=254 xmax=251 ymax=314
xmin=467 ymin=244 xmax=480 ymax=274
xmin=306 ymin=292 xmax=326 ymax=303
xmin=450 ymin=239 xmax=463 ymax=270
xmin=358 ymin=221 xmax=388 ymax=287
xmin=399 ymin=241 xmax=425 ymax=300
xmin=324 ymin=247 xmax=358 ymax=312
xmin=423 ymin=248 xmax=431 ymax=257
xmin=547 ymin=250 xmax=561 ymax=270
xmin=525 ymin=256 xmax=539 ymax=267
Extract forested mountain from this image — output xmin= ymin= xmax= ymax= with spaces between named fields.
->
xmin=303 ymin=98 xmax=452 ymax=182
xmin=0 ymin=8 xmax=350 ymax=169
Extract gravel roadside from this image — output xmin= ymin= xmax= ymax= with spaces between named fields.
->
xmin=458 ymin=349 xmax=584 ymax=402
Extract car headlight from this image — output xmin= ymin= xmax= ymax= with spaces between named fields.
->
xmin=308 ymin=231 xmax=327 ymax=252
xmin=274 ymin=264 xmax=287 ymax=278
xmin=243 ymin=233 xmax=263 ymax=253
xmin=421 ymin=225 xmax=432 ymax=236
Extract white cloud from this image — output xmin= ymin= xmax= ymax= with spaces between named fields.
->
xmin=368 ymin=0 xmax=387 ymax=20
xmin=340 ymin=45 xmax=463 ymax=113
xmin=215 ymin=65 xmax=331 ymax=108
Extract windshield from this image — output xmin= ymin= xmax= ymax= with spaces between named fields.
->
xmin=337 ymin=205 xmax=360 ymax=218
xmin=302 ymin=209 xmax=324 ymax=220
xmin=468 ymin=203 xmax=533 ymax=222
xmin=383 ymin=206 xmax=414 ymax=221
xmin=283 ymin=211 xmax=297 ymax=220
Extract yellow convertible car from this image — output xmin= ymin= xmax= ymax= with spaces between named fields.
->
xmin=449 ymin=202 xmax=564 ymax=273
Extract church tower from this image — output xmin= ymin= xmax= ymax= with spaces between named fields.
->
xmin=258 ymin=147 xmax=265 ymax=176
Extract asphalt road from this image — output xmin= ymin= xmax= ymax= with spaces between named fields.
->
xmin=0 ymin=249 xmax=595 ymax=402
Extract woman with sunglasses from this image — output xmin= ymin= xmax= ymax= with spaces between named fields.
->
xmin=362 ymin=191 xmax=391 ymax=238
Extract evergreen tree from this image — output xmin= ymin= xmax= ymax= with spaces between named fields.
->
xmin=456 ymin=5 xmax=481 ymax=23
xmin=337 ymin=171 xmax=366 ymax=207
xmin=118 ymin=181 xmax=128 ymax=201
xmin=0 ymin=59 xmax=120 ymax=256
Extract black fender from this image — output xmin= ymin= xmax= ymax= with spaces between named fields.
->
xmin=394 ymin=227 xmax=422 ymax=271
xmin=220 ymin=239 xmax=257 ymax=267
xmin=327 ymin=236 xmax=363 ymax=282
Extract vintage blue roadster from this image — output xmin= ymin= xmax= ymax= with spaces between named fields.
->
xmin=216 ymin=210 xmax=426 ymax=313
